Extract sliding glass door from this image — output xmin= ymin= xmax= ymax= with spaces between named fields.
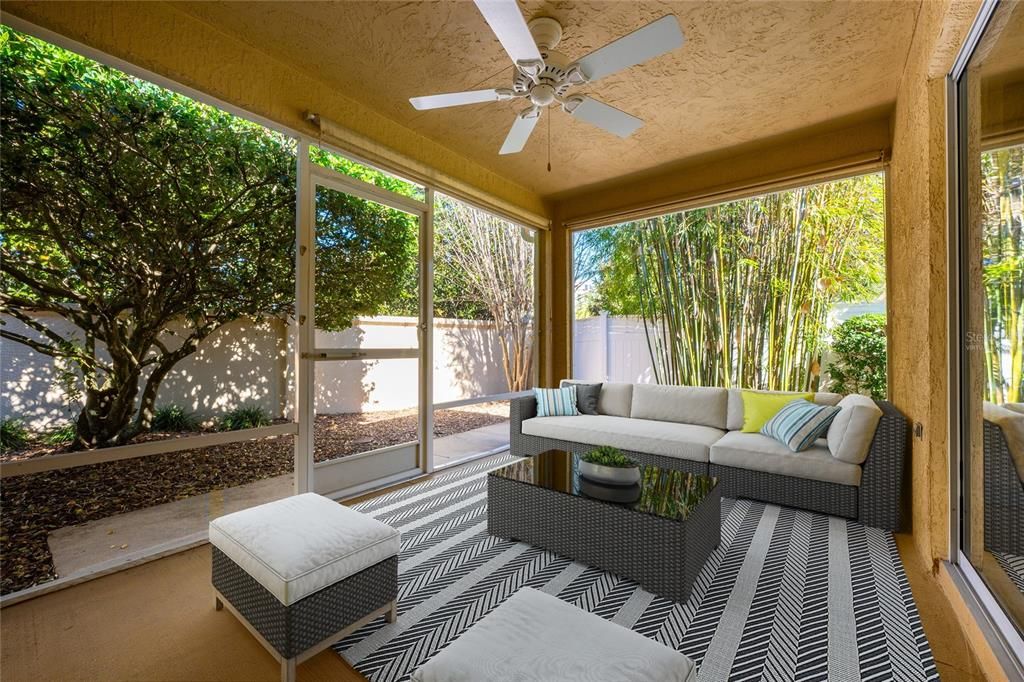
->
xmin=949 ymin=0 xmax=1024 ymax=671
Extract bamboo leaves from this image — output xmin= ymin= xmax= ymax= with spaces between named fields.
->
xmin=611 ymin=174 xmax=886 ymax=391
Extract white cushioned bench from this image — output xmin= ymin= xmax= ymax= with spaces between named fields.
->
xmin=210 ymin=493 xmax=399 ymax=682
xmin=411 ymin=587 xmax=697 ymax=682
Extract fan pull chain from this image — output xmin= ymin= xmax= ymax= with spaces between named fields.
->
xmin=547 ymin=112 xmax=552 ymax=172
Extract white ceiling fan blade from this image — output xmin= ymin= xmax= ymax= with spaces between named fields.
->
xmin=565 ymin=96 xmax=643 ymax=138
xmin=410 ymin=89 xmax=505 ymax=111
xmin=574 ymin=15 xmax=685 ymax=82
xmin=474 ymin=0 xmax=543 ymax=65
xmin=499 ymin=108 xmax=540 ymax=155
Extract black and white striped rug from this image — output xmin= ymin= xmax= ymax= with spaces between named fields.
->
xmin=335 ymin=453 xmax=938 ymax=681
xmin=993 ymin=551 xmax=1024 ymax=594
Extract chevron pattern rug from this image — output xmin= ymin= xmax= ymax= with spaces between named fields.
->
xmin=993 ymin=551 xmax=1024 ymax=594
xmin=334 ymin=453 xmax=938 ymax=682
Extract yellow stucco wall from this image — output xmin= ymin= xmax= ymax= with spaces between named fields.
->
xmin=0 ymin=1 xmax=548 ymax=225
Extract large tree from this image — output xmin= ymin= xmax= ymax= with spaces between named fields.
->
xmin=0 ymin=28 xmax=415 ymax=448
xmin=434 ymin=197 xmax=535 ymax=391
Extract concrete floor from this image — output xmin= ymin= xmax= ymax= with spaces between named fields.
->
xmin=48 ymin=474 xmax=295 ymax=577
xmin=46 ymin=422 xmax=509 ymax=579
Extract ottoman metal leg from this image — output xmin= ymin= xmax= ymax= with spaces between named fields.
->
xmin=387 ymin=601 xmax=397 ymax=623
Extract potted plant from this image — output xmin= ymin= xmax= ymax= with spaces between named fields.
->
xmin=578 ymin=446 xmax=641 ymax=486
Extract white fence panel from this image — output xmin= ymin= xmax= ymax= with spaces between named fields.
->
xmin=572 ymin=314 xmax=655 ymax=384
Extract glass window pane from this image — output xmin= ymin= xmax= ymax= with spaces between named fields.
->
xmin=432 ymin=193 xmax=536 ymax=403
xmin=433 ymin=400 xmax=510 ymax=469
xmin=313 ymin=185 xmax=420 ymax=348
xmin=314 ymin=358 xmax=420 ymax=462
xmin=571 ymin=174 xmax=887 ymax=394
xmin=0 ymin=25 xmax=296 ymax=595
xmin=310 ymin=144 xmax=425 ymax=201
xmin=958 ymin=0 xmax=1024 ymax=637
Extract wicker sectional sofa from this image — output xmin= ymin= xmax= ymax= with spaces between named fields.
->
xmin=983 ymin=403 xmax=1024 ymax=556
xmin=510 ymin=382 xmax=909 ymax=531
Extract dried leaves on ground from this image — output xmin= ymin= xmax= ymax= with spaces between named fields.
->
xmin=1 ymin=405 xmax=507 ymax=595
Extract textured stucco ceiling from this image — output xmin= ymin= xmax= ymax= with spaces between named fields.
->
xmin=170 ymin=1 xmax=921 ymax=198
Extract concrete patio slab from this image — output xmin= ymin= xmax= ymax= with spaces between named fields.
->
xmin=435 ymin=421 xmax=509 ymax=468
xmin=46 ymin=422 xmax=509 ymax=577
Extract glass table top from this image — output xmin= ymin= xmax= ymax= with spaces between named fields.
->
xmin=490 ymin=450 xmax=718 ymax=522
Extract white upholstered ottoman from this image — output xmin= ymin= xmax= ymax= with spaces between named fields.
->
xmin=210 ymin=493 xmax=399 ymax=682
xmin=411 ymin=587 xmax=697 ymax=682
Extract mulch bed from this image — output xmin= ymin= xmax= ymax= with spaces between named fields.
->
xmin=0 ymin=405 xmax=507 ymax=595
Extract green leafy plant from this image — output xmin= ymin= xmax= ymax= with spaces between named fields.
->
xmin=219 ymin=406 xmax=271 ymax=432
xmin=826 ymin=313 xmax=887 ymax=399
xmin=1 ymin=418 xmax=30 ymax=452
xmin=40 ymin=423 xmax=77 ymax=445
xmin=151 ymin=405 xmax=200 ymax=432
xmin=582 ymin=446 xmax=638 ymax=468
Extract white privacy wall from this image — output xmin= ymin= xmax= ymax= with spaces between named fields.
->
xmin=572 ymin=314 xmax=656 ymax=384
xmin=2 ymin=314 xmax=512 ymax=429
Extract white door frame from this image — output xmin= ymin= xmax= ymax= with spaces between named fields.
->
xmin=295 ymin=139 xmax=433 ymax=496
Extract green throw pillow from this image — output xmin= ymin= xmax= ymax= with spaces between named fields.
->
xmin=741 ymin=390 xmax=814 ymax=432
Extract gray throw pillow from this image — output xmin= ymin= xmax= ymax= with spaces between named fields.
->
xmin=574 ymin=383 xmax=602 ymax=415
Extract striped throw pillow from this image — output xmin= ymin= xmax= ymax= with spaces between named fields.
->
xmin=761 ymin=399 xmax=840 ymax=452
xmin=534 ymin=386 xmax=580 ymax=417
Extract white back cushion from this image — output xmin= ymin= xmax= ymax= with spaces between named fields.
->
xmin=826 ymin=394 xmax=883 ymax=464
xmin=630 ymin=384 xmax=728 ymax=429
xmin=726 ymin=389 xmax=842 ymax=431
xmin=596 ymin=382 xmax=634 ymax=417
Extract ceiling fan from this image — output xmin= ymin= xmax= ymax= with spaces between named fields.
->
xmin=409 ymin=0 xmax=685 ymax=155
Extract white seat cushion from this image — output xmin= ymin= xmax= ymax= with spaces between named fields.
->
xmin=522 ymin=414 xmax=724 ymax=462
xmin=209 ymin=493 xmax=399 ymax=606
xmin=411 ymin=587 xmax=696 ymax=682
xmin=710 ymin=431 xmax=862 ymax=486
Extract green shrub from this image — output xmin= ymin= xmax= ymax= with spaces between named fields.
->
xmin=41 ymin=422 xmax=77 ymax=445
xmin=582 ymin=446 xmax=638 ymax=468
xmin=827 ymin=313 xmax=887 ymax=400
xmin=151 ymin=404 xmax=200 ymax=432
xmin=1 ymin=418 xmax=30 ymax=452
xmin=220 ymin=405 xmax=271 ymax=431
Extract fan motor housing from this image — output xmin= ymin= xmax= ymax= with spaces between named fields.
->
xmin=513 ymin=50 xmax=574 ymax=102
xmin=527 ymin=17 xmax=563 ymax=51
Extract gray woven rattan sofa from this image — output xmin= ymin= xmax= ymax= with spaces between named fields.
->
xmin=510 ymin=382 xmax=908 ymax=531
xmin=983 ymin=403 xmax=1024 ymax=556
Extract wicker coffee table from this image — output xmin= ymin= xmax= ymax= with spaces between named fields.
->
xmin=488 ymin=450 xmax=720 ymax=602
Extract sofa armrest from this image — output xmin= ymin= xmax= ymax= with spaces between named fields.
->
xmin=509 ymin=395 xmax=537 ymax=456
xmin=857 ymin=400 xmax=908 ymax=531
